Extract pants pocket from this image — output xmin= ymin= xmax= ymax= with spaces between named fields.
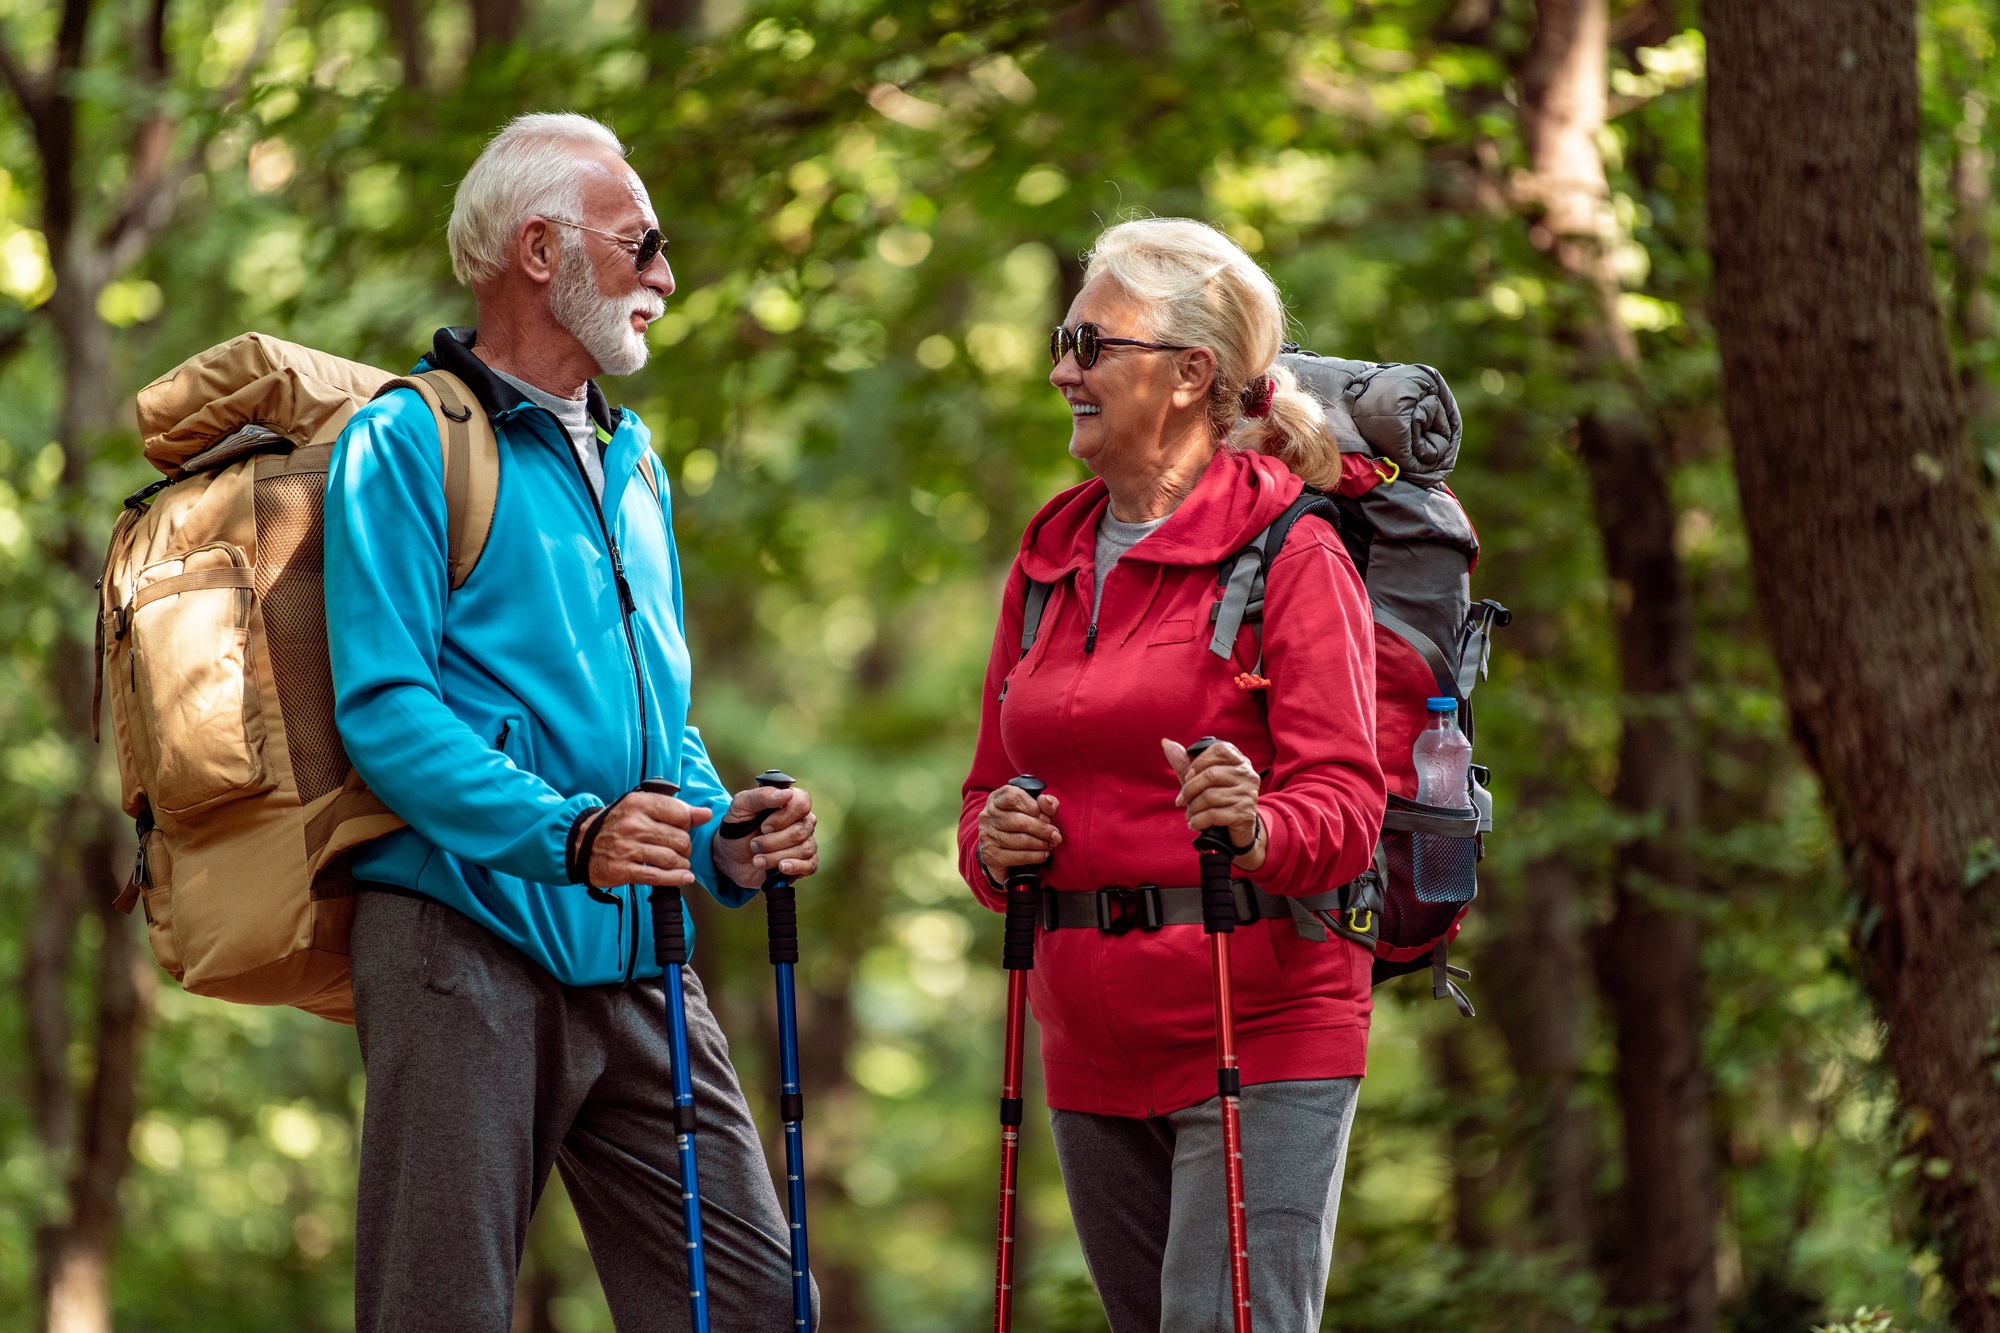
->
xmin=417 ymin=900 xmax=460 ymax=996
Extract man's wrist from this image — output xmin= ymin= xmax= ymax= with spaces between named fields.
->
xmin=566 ymin=803 xmax=610 ymax=885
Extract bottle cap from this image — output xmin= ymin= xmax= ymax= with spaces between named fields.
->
xmin=1426 ymin=697 xmax=1458 ymax=713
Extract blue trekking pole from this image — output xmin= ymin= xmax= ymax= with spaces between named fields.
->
xmin=719 ymin=769 xmax=813 ymax=1329
xmin=638 ymin=777 xmax=711 ymax=1333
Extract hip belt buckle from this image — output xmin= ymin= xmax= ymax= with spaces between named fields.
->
xmin=1098 ymin=885 xmax=1163 ymax=935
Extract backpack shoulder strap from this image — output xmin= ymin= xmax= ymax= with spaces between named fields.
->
xmin=1207 ymin=487 xmax=1346 ymax=662
xmin=632 ymin=444 xmax=664 ymax=500
xmin=1019 ymin=578 xmax=1053 ymax=659
xmin=373 ymin=370 xmax=499 ymax=590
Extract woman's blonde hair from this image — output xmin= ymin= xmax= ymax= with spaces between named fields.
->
xmin=1080 ymin=217 xmax=1336 ymax=487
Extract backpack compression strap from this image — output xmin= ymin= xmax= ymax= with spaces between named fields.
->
xmin=373 ymin=371 xmax=499 ymax=590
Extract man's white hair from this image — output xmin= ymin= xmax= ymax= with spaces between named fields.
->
xmin=447 ymin=113 xmax=626 ymax=286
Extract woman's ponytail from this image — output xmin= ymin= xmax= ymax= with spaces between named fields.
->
xmin=1233 ymin=364 xmax=1338 ymax=490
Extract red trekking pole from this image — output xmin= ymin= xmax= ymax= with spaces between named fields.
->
xmin=992 ymin=774 xmax=1047 ymax=1333
xmin=1184 ymin=738 xmax=1253 ymax=1333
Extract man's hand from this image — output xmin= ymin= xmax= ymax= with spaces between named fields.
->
xmin=1162 ymin=738 xmax=1266 ymax=872
xmin=977 ymin=784 xmax=1062 ymax=878
xmin=587 ymin=790 xmax=712 ymax=889
xmin=712 ymin=784 xmax=819 ymax=889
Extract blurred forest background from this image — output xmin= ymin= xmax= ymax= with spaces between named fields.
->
xmin=0 ymin=0 xmax=1997 ymax=1330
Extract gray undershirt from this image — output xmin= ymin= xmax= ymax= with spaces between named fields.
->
xmin=1093 ymin=511 xmax=1169 ymax=619
xmin=491 ymin=366 xmax=604 ymax=499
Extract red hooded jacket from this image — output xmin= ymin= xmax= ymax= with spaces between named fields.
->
xmin=958 ymin=448 xmax=1386 ymax=1117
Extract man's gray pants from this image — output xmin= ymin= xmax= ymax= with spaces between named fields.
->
xmin=1050 ymin=1077 xmax=1360 ymax=1333
xmin=350 ymin=889 xmax=813 ymax=1332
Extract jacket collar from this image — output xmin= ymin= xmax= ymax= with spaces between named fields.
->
xmin=1017 ymin=447 xmax=1305 ymax=583
xmin=428 ymin=326 xmax=619 ymax=436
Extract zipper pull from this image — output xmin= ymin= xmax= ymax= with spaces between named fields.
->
xmin=608 ymin=538 xmax=636 ymax=614
xmin=1084 ymin=623 xmax=1098 ymax=653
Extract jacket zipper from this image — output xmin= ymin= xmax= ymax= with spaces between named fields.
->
xmin=534 ymin=405 xmax=653 ymax=985
xmin=1064 ymin=568 xmax=1147 ymax=1097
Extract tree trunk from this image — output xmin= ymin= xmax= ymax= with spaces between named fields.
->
xmin=470 ymin=0 xmax=523 ymax=49
xmin=382 ymin=0 xmax=426 ymax=89
xmin=1487 ymin=848 xmax=1596 ymax=1260
xmin=1705 ymin=1 xmax=2000 ymax=1324
xmin=1438 ymin=1023 xmax=1501 ymax=1252
xmin=1519 ymin=3 xmax=1716 ymax=1326
xmin=644 ymin=0 xmax=701 ymax=36
xmin=41 ymin=884 xmax=143 ymax=1333
xmin=1522 ymin=0 xmax=1716 ymax=1316
xmin=1578 ymin=415 xmax=1714 ymax=1333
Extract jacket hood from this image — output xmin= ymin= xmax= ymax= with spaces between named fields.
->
xmin=1018 ymin=447 xmax=1305 ymax=582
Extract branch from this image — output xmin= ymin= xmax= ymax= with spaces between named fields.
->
xmin=103 ymin=0 xmax=282 ymax=270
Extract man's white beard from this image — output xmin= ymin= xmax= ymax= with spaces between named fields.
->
xmin=550 ymin=239 xmax=662 ymax=378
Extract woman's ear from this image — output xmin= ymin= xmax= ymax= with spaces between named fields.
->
xmin=1170 ymin=347 xmax=1218 ymax=411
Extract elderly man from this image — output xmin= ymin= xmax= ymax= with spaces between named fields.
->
xmin=325 ymin=114 xmax=817 ymax=1331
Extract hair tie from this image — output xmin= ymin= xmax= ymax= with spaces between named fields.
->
xmin=1239 ymin=374 xmax=1275 ymax=419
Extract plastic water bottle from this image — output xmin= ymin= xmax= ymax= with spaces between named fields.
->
xmin=1413 ymin=697 xmax=1472 ymax=809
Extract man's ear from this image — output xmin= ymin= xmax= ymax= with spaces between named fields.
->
xmin=1171 ymin=347 xmax=1218 ymax=411
xmin=516 ymin=218 xmax=559 ymax=286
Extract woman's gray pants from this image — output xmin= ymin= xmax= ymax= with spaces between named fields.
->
xmin=1050 ymin=1077 xmax=1360 ymax=1333
xmin=350 ymin=889 xmax=811 ymax=1333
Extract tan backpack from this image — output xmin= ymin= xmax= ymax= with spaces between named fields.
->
xmin=97 ymin=333 xmax=500 ymax=1024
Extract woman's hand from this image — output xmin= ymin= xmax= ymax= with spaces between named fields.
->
xmin=1162 ymin=738 xmax=1267 ymax=872
xmin=713 ymin=784 xmax=819 ymax=887
xmin=977 ymin=784 xmax=1063 ymax=881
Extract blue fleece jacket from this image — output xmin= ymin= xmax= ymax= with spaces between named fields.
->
xmin=324 ymin=328 xmax=749 ymax=985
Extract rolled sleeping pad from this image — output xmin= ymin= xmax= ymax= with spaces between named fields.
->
xmin=1279 ymin=351 xmax=1462 ymax=488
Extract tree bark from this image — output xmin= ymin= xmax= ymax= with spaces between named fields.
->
xmin=1519 ymin=3 xmax=1716 ymax=1326
xmin=1705 ymin=1 xmax=2000 ymax=1325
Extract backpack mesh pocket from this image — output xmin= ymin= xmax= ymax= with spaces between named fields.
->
xmin=1376 ymin=796 xmax=1480 ymax=953
xmin=255 ymin=455 xmax=349 ymax=805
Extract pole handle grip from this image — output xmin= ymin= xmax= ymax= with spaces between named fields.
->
xmin=1182 ymin=742 xmax=1239 ymax=934
xmin=766 ymin=880 xmax=799 ymax=964
xmin=639 ymin=777 xmax=690 ymax=964
xmin=999 ymin=775 xmax=1046 ymax=970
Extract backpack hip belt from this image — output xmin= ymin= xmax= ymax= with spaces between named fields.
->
xmin=1038 ymin=882 xmax=1345 ymax=940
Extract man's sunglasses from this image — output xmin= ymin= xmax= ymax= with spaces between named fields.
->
xmin=544 ymin=217 xmax=668 ymax=270
xmin=1050 ymin=321 xmax=1191 ymax=369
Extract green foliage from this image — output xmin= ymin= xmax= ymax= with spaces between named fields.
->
xmin=1813 ymin=1309 xmax=1907 ymax=1333
xmin=0 ymin=0 xmax=1989 ymax=1329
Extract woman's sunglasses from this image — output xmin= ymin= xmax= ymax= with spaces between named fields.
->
xmin=544 ymin=217 xmax=668 ymax=270
xmin=1050 ymin=321 xmax=1192 ymax=369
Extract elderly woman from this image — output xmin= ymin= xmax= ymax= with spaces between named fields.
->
xmin=958 ymin=218 xmax=1385 ymax=1332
